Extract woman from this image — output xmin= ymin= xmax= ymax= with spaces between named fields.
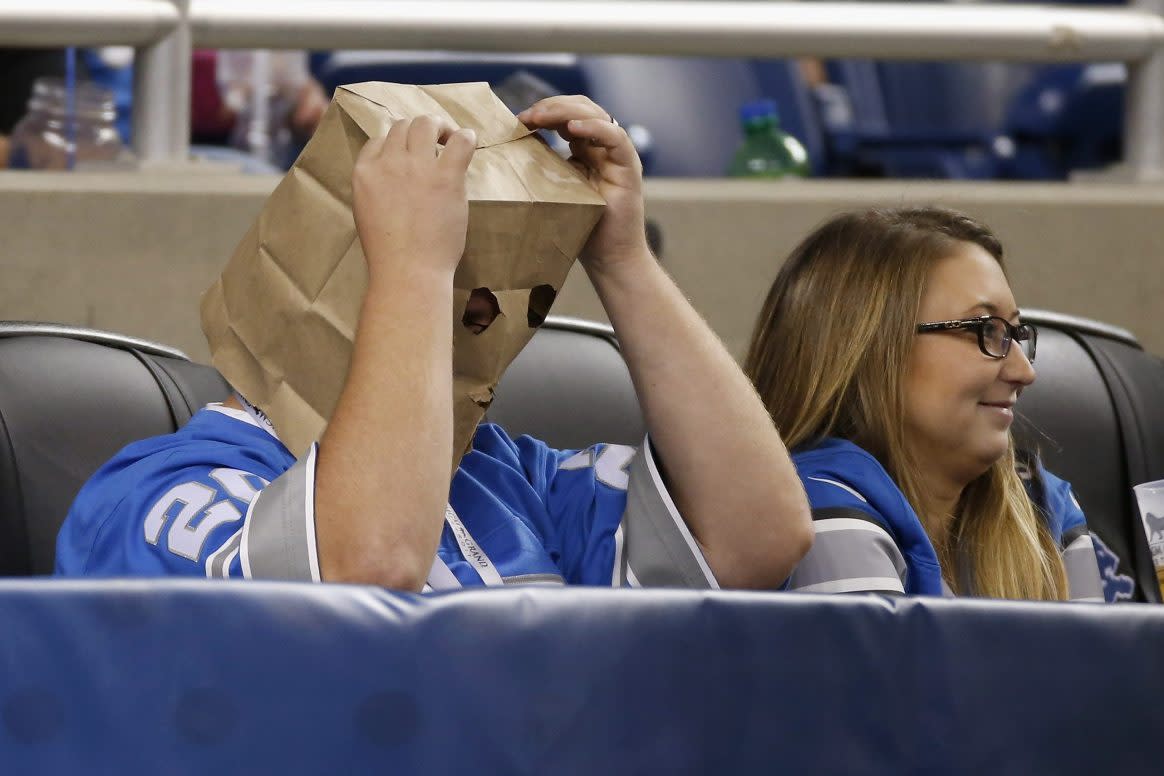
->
xmin=745 ymin=206 xmax=1106 ymax=600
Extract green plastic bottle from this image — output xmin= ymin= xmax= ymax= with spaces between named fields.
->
xmin=727 ymin=99 xmax=810 ymax=178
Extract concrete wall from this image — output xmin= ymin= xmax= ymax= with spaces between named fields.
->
xmin=2 ymin=171 xmax=1162 ymax=364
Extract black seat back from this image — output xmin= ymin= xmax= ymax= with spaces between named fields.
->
xmin=489 ymin=317 xmax=644 ymax=449
xmin=0 ymin=324 xmax=230 ymax=575
xmin=1014 ymin=311 xmax=1164 ymax=602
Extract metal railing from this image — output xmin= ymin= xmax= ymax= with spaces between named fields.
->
xmin=3 ymin=0 xmax=1164 ymax=178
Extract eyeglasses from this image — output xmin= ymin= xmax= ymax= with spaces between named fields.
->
xmin=915 ymin=315 xmax=1037 ymax=362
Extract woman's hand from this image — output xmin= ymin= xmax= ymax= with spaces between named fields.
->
xmin=517 ymin=96 xmax=651 ymax=274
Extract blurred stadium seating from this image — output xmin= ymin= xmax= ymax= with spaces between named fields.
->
xmin=306 ymin=50 xmax=1124 ymax=181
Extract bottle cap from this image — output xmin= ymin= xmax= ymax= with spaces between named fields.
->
xmin=739 ymin=98 xmax=779 ymax=124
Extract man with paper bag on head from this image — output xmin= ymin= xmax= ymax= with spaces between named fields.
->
xmin=56 ymin=84 xmax=812 ymax=591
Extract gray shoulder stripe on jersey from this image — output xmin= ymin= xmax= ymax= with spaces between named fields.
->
xmin=1060 ymin=524 xmax=1090 ymax=551
xmin=620 ymin=436 xmax=718 ymax=589
xmin=1062 ymin=535 xmax=1105 ymax=601
xmin=204 ymin=528 xmax=242 ymax=578
xmin=789 ymin=519 xmax=907 ymax=593
xmin=611 ymin=523 xmax=628 ymax=587
xmin=241 ymin=450 xmax=319 ymax=582
xmin=1063 ymin=532 xmax=1094 ymax=553
xmin=794 ymin=577 xmax=905 ymax=594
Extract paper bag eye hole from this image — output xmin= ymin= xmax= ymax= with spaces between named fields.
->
xmin=461 ymin=285 xmax=558 ymax=334
xmin=527 ymin=284 xmax=557 ymax=328
xmin=462 ymin=288 xmax=501 ymax=335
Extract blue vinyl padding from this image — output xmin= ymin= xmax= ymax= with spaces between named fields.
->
xmin=0 ymin=580 xmax=1158 ymax=774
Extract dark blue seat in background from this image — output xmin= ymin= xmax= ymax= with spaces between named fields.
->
xmin=821 ymin=59 xmax=1026 ymax=179
xmin=1003 ymin=63 xmax=1124 ymax=180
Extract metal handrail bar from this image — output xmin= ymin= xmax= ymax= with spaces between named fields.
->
xmin=1 ymin=0 xmax=1163 ymax=178
xmin=190 ymin=1 xmax=1164 ymax=62
xmin=7 ymin=1 xmax=1162 ymax=61
xmin=0 ymin=0 xmax=178 ymax=47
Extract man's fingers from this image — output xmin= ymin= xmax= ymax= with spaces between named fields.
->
xmin=563 ymin=118 xmax=637 ymax=167
xmin=357 ymin=133 xmax=388 ymax=165
xmin=406 ymin=114 xmax=458 ymax=153
xmin=516 ymin=95 xmax=608 ymax=129
xmin=439 ymin=128 xmax=477 ymax=173
xmin=434 ymin=118 xmax=463 ymax=146
xmin=380 ymin=118 xmax=410 ymax=156
xmin=568 ymin=138 xmax=602 ymax=170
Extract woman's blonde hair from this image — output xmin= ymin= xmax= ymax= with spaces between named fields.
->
xmin=744 ymin=206 xmax=1067 ymax=600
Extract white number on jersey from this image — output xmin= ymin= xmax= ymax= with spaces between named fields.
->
xmin=143 ymin=469 xmax=269 ymax=561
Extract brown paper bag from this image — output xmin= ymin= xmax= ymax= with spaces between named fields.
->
xmin=201 ymin=82 xmax=606 ymax=470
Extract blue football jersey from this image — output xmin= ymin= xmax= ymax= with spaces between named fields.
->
xmin=56 ymin=404 xmax=717 ymax=591
xmin=787 ymin=437 xmax=1110 ymax=600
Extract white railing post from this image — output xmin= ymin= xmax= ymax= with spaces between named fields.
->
xmin=1127 ymin=0 xmax=1164 ymax=181
xmin=133 ymin=0 xmax=191 ymax=164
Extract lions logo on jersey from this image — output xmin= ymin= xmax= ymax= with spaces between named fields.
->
xmin=1092 ymin=533 xmax=1136 ymax=602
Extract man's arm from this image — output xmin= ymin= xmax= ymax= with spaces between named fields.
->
xmin=311 ymin=116 xmax=476 ymax=590
xmin=518 ymin=98 xmax=812 ymax=589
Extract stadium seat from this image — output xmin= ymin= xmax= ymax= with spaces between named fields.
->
xmin=0 ymin=318 xmax=639 ymax=576
xmin=1001 ymin=63 xmax=1124 ymax=180
xmin=0 ymin=323 xmax=230 ymax=575
xmin=821 ymin=60 xmax=1029 ymax=179
xmin=1014 ymin=310 xmax=1164 ymax=602
xmin=486 ymin=317 xmax=643 ymax=449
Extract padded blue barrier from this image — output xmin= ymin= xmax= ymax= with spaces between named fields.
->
xmin=1 ymin=580 xmax=1159 ymax=773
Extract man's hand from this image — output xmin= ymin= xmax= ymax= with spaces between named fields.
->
xmin=517 ymin=96 xmax=650 ymax=274
xmin=352 ymin=116 xmax=477 ymax=284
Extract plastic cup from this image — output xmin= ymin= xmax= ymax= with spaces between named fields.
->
xmin=1133 ymin=479 xmax=1164 ymax=599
